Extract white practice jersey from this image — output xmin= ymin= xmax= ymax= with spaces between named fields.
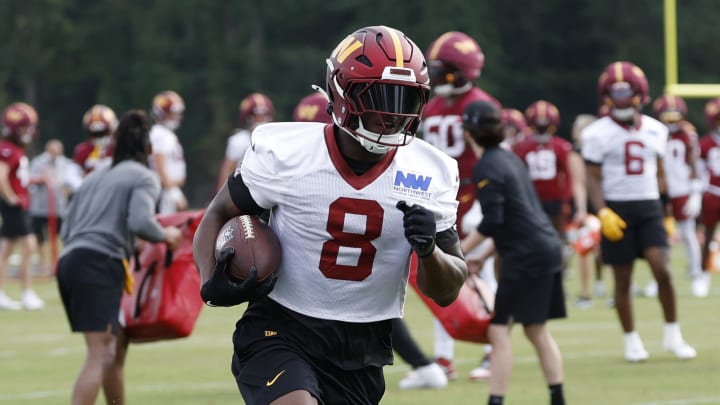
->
xmin=581 ymin=115 xmax=667 ymax=201
xmin=239 ymin=122 xmax=459 ymax=322
xmin=225 ymin=129 xmax=251 ymax=162
xmin=664 ymin=135 xmax=693 ymax=197
xmin=149 ymin=124 xmax=186 ymax=185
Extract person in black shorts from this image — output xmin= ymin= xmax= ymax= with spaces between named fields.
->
xmin=459 ymin=100 xmax=566 ymax=405
xmin=583 ymin=61 xmax=695 ymax=362
xmin=57 ymin=110 xmax=182 ymax=405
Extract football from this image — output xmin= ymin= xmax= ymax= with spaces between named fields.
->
xmin=214 ymin=215 xmax=281 ymax=282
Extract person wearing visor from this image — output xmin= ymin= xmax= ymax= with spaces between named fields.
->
xmin=643 ymin=95 xmax=704 ymax=298
xmin=581 ymin=61 xmax=696 ymax=362
xmin=415 ymin=30 xmax=502 ymax=384
xmin=193 ymin=25 xmax=467 ymax=405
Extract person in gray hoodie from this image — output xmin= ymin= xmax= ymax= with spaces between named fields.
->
xmin=57 ymin=109 xmax=182 ymax=405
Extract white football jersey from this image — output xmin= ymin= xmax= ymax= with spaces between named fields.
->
xmin=664 ymin=136 xmax=693 ymax=197
xmin=581 ymin=115 xmax=667 ymax=201
xmin=149 ymin=124 xmax=186 ymax=185
xmin=240 ymin=122 xmax=459 ymax=322
xmin=225 ymin=129 xmax=251 ymax=162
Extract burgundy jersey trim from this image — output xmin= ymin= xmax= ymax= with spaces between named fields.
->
xmin=324 ymin=125 xmax=397 ymax=190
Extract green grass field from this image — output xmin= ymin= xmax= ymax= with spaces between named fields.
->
xmin=1 ymin=245 xmax=718 ymax=405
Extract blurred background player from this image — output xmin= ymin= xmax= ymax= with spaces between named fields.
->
xmin=0 ymin=102 xmax=43 ymax=310
xmin=149 ymin=90 xmax=187 ymax=214
xmin=28 ymin=139 xmax=77 ymax=275
xmin=216 ymin=92 xmax=274 ymax=190
xmin=515 ymin=100 xmax=587 ymax=235
xmin=582 ymin=61 xmax=695 ymax=362
xmin=697 ymin=97 xmax=720 ymax=296
xmin=642 ymin=95 xmax=703 ymax=298
xmin=292 ymin=90 xmax=332 ymax=124
xmin=73 ymin=104 xmax=118 ymax=175
xmin=419 ymin=30 xmax=502 ymax=382
xmin=501 ymin=108 xmax=530 ymax=148
xmin=569 ymin=113 xmax=608 ymax=305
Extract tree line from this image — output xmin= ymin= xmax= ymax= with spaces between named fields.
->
xmin=1 ymin=0 xmax=718 ymax=206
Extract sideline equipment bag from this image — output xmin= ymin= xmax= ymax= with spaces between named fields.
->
xmin=121 ymin=210 xmax=205 ymax=343
xmin=407 ymin=253 xmax=494 ymax=343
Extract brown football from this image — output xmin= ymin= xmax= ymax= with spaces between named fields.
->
xmin=214 ymin=215 xmax=281 ymax=282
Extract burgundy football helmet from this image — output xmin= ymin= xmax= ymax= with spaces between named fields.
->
xmin=525 ymin=100 xmax=561 ymax=131
xmin=238 ymin=92 xmax=275 ymax=129
xmin=2 ymin=102 xmax=38 ymax=144
xmin=652 ymin=95 xmax=687 ymax=133
xmin=704 ymin=98 xmax=720 ymax=132
xmin=83 ymin=104 xmax=118 ymax=137
xmin=502 ymin=108 xmax=528 ymax=131
xmin=151 ymin=90 xmax=184 ymax=130
xmin=325 ymin=25 xmax=430 ymax=154
xmin=293 ymin=92 xmax=331 ymax=124
xmin=426 ymin=31 xmax=484 ymax=96
xmin=501 ymin=108 xmax=529 ymax=146
xmin=597 ymin=61 xmax=649 ymax=122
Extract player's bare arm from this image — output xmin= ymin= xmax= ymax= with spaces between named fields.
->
xmin=585 ymin=163 xmax=605 ymax=211
xmin=657 ymin=156 xmax=668 ymax=196
xmin=0 ymin=161 xmax=18 ymax=204
xmin=416 ymin=234 xmax=467 ymax=307
xmin=193 ymin=182 xmax=244 ymax=285
xmin=568 ymin=151 xmax=588 ymax=221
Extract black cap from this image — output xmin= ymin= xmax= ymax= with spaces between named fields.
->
xmin=462 ymin=101 xmax=501 ymax=132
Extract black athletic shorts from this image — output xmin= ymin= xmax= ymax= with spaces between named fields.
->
xmin=31 ymin=216 xmax=62 ymax=244
xmin=56 ymin=248 xmax=125 ymax=335
xmin=541 ymin=200 xmax=564 ymax=218
xmin=601 ymin=200 xmax=668 ymax=265
xmin=231 ymin=298 xmax=389 ymax=405
xmin=0 ymin=201 xmax=33 ymax=238
xmin=492 ymin=272 xmax=566 ymax=326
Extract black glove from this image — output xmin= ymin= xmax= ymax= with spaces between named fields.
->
xmin=200 ymin=247 xmax=277 ymax=307
xmin=396 ymin=200 xmax=436 ymax=257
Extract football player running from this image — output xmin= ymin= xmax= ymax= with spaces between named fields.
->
xmin=642 ymin=95 xmax=703 ymax=298
xmin=696 ymin=97 xmax=720 ymax=297
xmin=193 ymin=26 xmax=467 ymax=405
xmin=216 ymin=92 xmax=275 ymax=190
xmin=581 ymin=61 xmax=696 ymax=362
xmin=416 ymin=30 xmax=501 ymax=383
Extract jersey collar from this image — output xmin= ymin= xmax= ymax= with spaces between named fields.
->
xmin=324 ymin=125 xmax=397 ymax=190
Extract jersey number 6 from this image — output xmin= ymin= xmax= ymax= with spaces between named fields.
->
xmin=625 ymin=141 xmax=645 ymax=175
